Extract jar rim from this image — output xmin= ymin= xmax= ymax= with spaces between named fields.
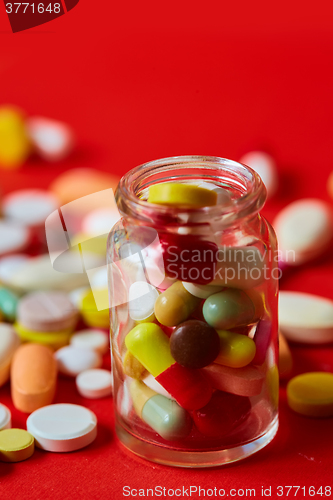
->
xmin=116 ymin=155 xmax=267 ymax=224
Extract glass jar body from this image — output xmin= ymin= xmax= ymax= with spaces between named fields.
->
xmin=108 ymin=156 xmax=279 ymax=467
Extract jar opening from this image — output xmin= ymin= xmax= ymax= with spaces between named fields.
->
xmin=116 ymin=156 xmax=267 ymax=226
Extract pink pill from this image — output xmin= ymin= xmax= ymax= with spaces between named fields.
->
xmin=201 ymin=363 xmax=264 ymax=397
xmin=252 ymin=319 xmax=272 ymax=365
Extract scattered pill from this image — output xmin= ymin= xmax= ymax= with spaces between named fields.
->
xmin=202 ymin=363 xmax=264 ymax=397
xmin=129 ymin=281 xmax=159 ymax=322
xmin=0 ymin=221 xmax=30 ymax=256
xmin=0 ymin=429 xmax=34 ymax=462
xmin=182 ymin=282 xmax=224 ymax=299
xmin=55 ymin=345 xmax=102 ymax=377
xmin=0 ymin=106 xmax=31 ymax=169
xmin=130 ymin=379 xmax=191 ymax=441
xmin=0 ymin=254 xmax=30 ymax=284
xmin=0 ymin=287 xmax=19 ymax=321
xmin=287 ymin=372 xmax=333 ymax=417
xmin=0 ymin=404 xmax=11 ymax=430
xmin=279 ymin=291 xmax=333 ymax=343
xmin=3 ymin=189 xmax=58 ymax=227
xmin=70 ymin=329 xmax=109 ymax=354
xmin=11 ymin=343 xmax=57 ymax=413
xmin=278 ymin=332 xmax=293 ymax=378
xmin=79 ymin=289 xmax=110 ymax=329
xmin=148 ymin=182 xmax=218 ymax=207
xmin=239 ymin=151 xmax=278 ymax=198
xmin=76 ymin=369 xmax=113 ymax=399
xmin=273 ymin=199 xmax=333 ymax=265
xmin=123 ymin=350 xmax=147 ymax=380
xmin=18 ymin=291 xmax=79 ymax=332
xmin=26 ymin=403 xmax=97 ymax=452
xmin=193 ymin=390 xmax=251 ymax=438
xmin=170 ymin=320 xmax=220 ymax=369
xmin=203 ymin=288 xmax=255 ymax=330
xmin=215 ymin=330 xmax=256 ymax=368
xmin=154 ymin=281 xmax=200 ymax=327
xmin=0 ymin=323 xmax=20 ymax=387
xmin=27 ymin=116 xmax=74 ymax=162
xmin=14 ymin=322 xmax=72 ymax=350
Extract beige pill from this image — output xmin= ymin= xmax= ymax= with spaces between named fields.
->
xmin=11 ymin=343 xmax=57 ymax=413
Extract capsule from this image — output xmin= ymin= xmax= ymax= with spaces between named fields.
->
xmin=202 ymin=363 xmax=264 ymax=397
xmin=215 ymin=330 xmax=256 ymax=368
xmin=0 ymin=287 xmax=19 ymax=322
xmin=203 ymin=288 xmax=255 ymax=330
xmin=123 ymin=350 xmax=147 ymax=380
xmin=130 ymin=380 xmax=192 ymax=441
xmin=154 ymin=281 xmax=200 ymax=327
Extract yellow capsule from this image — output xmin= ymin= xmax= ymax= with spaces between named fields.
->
xmin=287 ymin=372 xmax=333 ymax=417
xmin=148 ymin=183 xmax=217 ymax=207
xmin=0 ymin=107 xmax=31 ymax=169
xmin=215 ymin=330 xmax=256 ymax=368
xmin=154 ymin=281 xmax=200 ymax=327
xmin=123 ymin=350 xmax=147 ymax=380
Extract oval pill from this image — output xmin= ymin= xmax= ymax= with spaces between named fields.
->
xmin=11 ymin=343 xmax=57 ymax=413
xmin=287 ymin=372 xmax=333 ymax=417
xmin=148 ymin=182 xmax=217 ymax=207
xmin=154 ymin=281 xmax=200 ymax=327
xmin=203 ymin=288 xmax=255 ymax=330
xmin=55 ymin=346 xmax=102 ymax=377
xmin=76 ymin=369 xmax=113 ymax=399
xmin=215 ymin=330 xmax=256 ymax=368
xmin=240 ymin=151 xmax=278 ymax=198
xmin=0 ymin=404 xmax=11 ymax=430
xmin=3 ymin=189 xmax=58 ymax=227
xmin=26 ymin=403 xmax=97 ymax=452
xmin=0 ymin=429 xmax=34 ymax=462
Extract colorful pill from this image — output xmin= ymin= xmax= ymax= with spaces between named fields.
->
xmin=215 ymin=330 xmax=256 ymax=368
xmin=129 ymin=281 xmax=159 ymax=322
xmin=252 ymin=319 xmax=272 ymax=365
xmin=193 ymin=390 xmax=251 ymax=438
xmin=0 ymin=429 xmax=34 ymax=462
xmin=203 ymin=288 xmax=255 ymax=330
xmin=160 ymin=234 xmax=218 ymax=284
xmin=154 ymin=281 xmax=201 ymax=327
xmin=202 ymin=363 xmax=264 ymax=397
xmin=170 ymin=320 xmax=220 ymax=369
xmin=14 ymin=322 xmax=72 ymax=350
xmin=0 ymin=287 xmax=19 ymax=322
xmin=148 ymin=182 xmax=217 ymax=207
xmin=287 ymin=372 xmax=333 ymax=417
xmin=79 ymin=289 xmax=110 ymax=329
xmin=0 ymin=106 xmax=31 ymax=169
xmin=195 ymin=181 xmax=232 ymax=205
xmin=130 ymin=379 xmax=192 ymax=441
xmin=123 ymin=350 xmax=147 ymax=380
xmin=11 ymin=343 xmax=57 ymax=413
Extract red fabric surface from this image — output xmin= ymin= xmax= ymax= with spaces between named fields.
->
xmin=1 ymin=2 xmax=333 ymax=498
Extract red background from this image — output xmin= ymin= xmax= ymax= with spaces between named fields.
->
xmin=1 ymin=2 xmax=333 ymax=498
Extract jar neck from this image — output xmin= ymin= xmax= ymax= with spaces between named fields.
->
xmin=116 ymin=156 xmax=267 ymax=228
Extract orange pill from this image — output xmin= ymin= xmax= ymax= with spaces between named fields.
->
xmin=11 ymin=343 xmax=57 ymax=413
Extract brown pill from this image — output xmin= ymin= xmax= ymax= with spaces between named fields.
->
xmin=11 ymin=343 xmax=57 ymax=413
xmin=154 ymin=281 xmax=200 ymax=327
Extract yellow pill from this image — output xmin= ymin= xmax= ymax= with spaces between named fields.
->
xmin=287 ymin=372 xmax=333 ymax=417
xmin=154 ymin=281 xmax=200 ymax=327
xmin=0 ymin=107 xmax=31 ymax=169
xmin=80 ymin=289 xmax=109 ymax=329
xmin=0 ymin=428 xmax=34 ymax=462
xmin=267 ymin=364 xmax=279 ymax=410
xmin=123 ymin=350 xmax=147 ymax=379
xmin=148 ymin=183 xmax=217 ymax=207
xmin=14 ymin=322 xmax=72 ymax=350
xmin=215 ymin=330 xmax=256 ymax=368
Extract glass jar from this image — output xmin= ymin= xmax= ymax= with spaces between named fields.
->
xmin=108 ymin=155 xmax=279 ymax=467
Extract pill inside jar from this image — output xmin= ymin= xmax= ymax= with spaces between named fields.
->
xmin=108 ymin=156 xmax=279 ymax=467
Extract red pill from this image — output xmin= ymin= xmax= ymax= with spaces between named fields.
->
xmin=193 ymin=390 xmax=251 ymax=438
xmin=160 ymin=234 xmax=218 ymax=284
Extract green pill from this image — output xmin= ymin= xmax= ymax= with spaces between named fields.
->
xmin=0 ymin=287 xmax=19 ymax=322
xmin=203 ymin=288 xmax=255 ymax=330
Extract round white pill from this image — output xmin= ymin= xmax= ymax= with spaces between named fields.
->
xmin=3 ymin=190 xmax=58 ymax=227
xmin=240 ymin=151 xmax=278 ymax=198
xmin=55 ymin=346 xmax=102 ymax=377
xmin=69 ymin=287 xmax=90 ymax=307
xmin=76 ymin=369 xmax=113 ymax=399
xmin=0 ymin=221 xmax=30 ymax=256
xmin=26 ymin=403 xmax=97 ymax=452
xmin=0 ymin=254 xmax=30 ymax=284
xmin=27 ymin=116 xmax=74 ymax=162
xmin=70 ymin=329 xmax=109 ymax=354
xmin=182 ymin=282 xmax=224 ymax=299
xmin=0 ymin=404 xmax=11 ymax=430
xmin=129 ymin=281 xmax=159 ymax=322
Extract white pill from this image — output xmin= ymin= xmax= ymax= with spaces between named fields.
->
xmin=82 ymin=208 xmax=120 ymax=236
xmin=69 ymin=286 xmax=89 ymax=307
xmin=273 ymin=199 xmax=333 ymax=265
xmin=196 ymin=181 xmax=232 ymax=205
xmin=182 ymin=282 xmax=224 ymax=299
xmin=27 ymin=116 xmax=74 ymax=162
xmin=55 ymin=346 xmax=102 ymax=376
xmin=3 ymin=190 xmax=59 ymax=227
xmin=0 ymin=404 xmax=11 ymax=430
xmin=26 ymin=403 xmax=97 ymax=452
xmin=70 ymin=329 xmax=109 ymax=354
xmin=129 ymin=281 xmax=159 ymax=321
xmin=279 ymin=291 xmax=333 ymax=343
xmin=76 ymin=369 xmax=112 ymax=399
xmin=239 ymin=151 xmax=278 ymax=198
xmin=0 ymin=323 xmax=20 ymax=387
xmin=0 ymin=221 xmax=30 ymax=256
xmin=143 ymin=374 xmax=175 ymax=399
xmin=0 ymin=254 xmax=30 ymax=284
